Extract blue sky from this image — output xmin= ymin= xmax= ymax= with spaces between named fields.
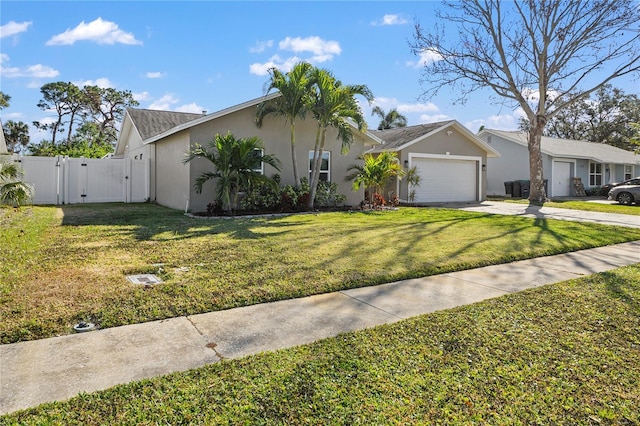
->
xmin=1 ymin=1 xmax=638 ymax=144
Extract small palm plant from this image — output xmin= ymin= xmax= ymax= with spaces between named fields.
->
xmin=346 ymin=151 xmax=405 ymax=208
xmin=0 ymin=156 xmax=33 ymax=207
xmin=405 ymin=165 xmax=421 ymax=204
xmin=184 ymin=133 xmax=281 ymax=215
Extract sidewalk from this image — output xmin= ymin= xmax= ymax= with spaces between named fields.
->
xmin=1 ymin=241 xmax=639 ymax=415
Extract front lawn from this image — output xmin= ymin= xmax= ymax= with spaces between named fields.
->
xmin=4 ymin=265 xmax=639 ymax=424
xmin=2 ymin=203 xmax=640 ymax=344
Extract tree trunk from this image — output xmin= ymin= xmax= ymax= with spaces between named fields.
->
xmin=290 ymin=123 xmax=300 ymax=187
xmin=528 ymin=116 xmax=548 ymax=203
xmin=308 ymin=127 xmax=325 ymax=210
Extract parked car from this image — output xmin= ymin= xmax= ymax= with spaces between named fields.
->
xmin=608 ymin=183 xmax=640 ymax=205
xmin=601 ymin=177 xmax=640 ymax=194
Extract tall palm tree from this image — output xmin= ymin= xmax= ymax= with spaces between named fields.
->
xmin=0 ymin=156 xmax=33 ymax=207
xmin=345 ymin=152 xmax=405 ymax=205
xmin=184 ymin=132 xmax=281 ymax=215
xmin=256 ymin=61 xmax=314 ymax=187
xmin=371 ymin=106 xmax=408 ymax=130
xmin=308 ymin=68 xmax=373 ymax=209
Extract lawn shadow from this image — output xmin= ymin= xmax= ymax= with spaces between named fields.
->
xmin=58 ymin=203 xmax=303 ymax=242
xmin=601 ymin=269 xmax=640 ymax=313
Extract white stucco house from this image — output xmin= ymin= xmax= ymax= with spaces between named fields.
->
xmin=114 ymin=95 xmax=499 ymax=212
xmin=477 ymin=129 xmax=640 ymax=197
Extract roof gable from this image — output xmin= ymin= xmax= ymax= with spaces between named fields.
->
xmin=479 ymin=129 xmax=640 ymax=164
xmin=127 ymin=109 xmax=205 ymax=141
xmin=370 ymin=120 xmax=500 ymax=157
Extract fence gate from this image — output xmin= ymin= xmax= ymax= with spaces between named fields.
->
xmin=13 ymin=155 xmax=149 ymax=205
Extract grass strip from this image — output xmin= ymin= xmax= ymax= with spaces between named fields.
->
xmin=3 ymin=265 xmax=639 ymax=424
xmin=2 ymin=203 xmax=640 ymax=343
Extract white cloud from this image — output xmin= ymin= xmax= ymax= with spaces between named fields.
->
xmin=148 ymin=94 xmax=179 ymax=110
xmin=398 ymin=102 xmax=440 ymax=114
xmin=249 ymin=54 xmax=302 ymax=76
xmin=46 ymin=17 xmax=142 ymax=46
xmin=279 ymin=36 xmax=341 ymax=56
xmin=75 ymin=77 xmax=114 ymax=88
xmin=464 ymin=109 xmax=524 ymax=132
xmin=407 ymin=48 xmax=443 ymax=68
xmin=0 ymin=21 xmax=32 ymax=38
xmin=0 ymin=55 xmax=60 ymax=78
xmin=133 ymin=91 xmax=151 ymax=102
xmin=176 ymin=103 xmax=206 ymax=114
xmin=419 ymin=113 xmax=451 ymax=123
xmin=371 ymin=14 xmax=408 ymax=26
xmin=3 ymin=112 xmax=24 ymax=120
xmin=146 ymin=71 xmax=165 ymax=79
xmin=249 ymin=36 xmax=342 ymax=76
xmin=372 ymin=97 xmax=440 ymax=114
xmin=249 ymin=40 xmax=273 ymax=53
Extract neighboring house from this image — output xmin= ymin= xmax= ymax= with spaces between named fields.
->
xmin=477 ymin=129 xmax=640 ymax=197
xmin=369 ymin=121 xmax=500 ymax=203
xmin=114 ymin=94 xmax=380 ymax=212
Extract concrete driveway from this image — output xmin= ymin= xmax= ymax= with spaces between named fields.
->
xmin=458 ymin=200 xmax=640 ymax=228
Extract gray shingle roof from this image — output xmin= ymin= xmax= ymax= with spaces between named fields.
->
xmin=127 ymin=108 xmax=205 ymax=141
xmin=369 ymin=121 xmax=455 ymax=151
xmin=486 ymin=129 xmax=640 ymax=164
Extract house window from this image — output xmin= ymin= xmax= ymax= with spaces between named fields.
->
xmin=624 ymin=165 xmax=633 ymax=180
xmin=589 ymin=162 xmax=602 ymax=186
xmin=249 ymin=149 xmax=264 ymax=174
xmin=309 ymin=151 xmax=330 ymax=182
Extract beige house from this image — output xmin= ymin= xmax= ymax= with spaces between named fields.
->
xmin=114 ymin=96 xmax=498 ymax=212
xmin=114 ymin=95 xmax=381 ymax=212
xmin=369 ymin=121 xmax=500 ymax=203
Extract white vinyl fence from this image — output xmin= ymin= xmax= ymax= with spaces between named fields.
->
xmin=12 ymin=155 xmax=149 ymax=205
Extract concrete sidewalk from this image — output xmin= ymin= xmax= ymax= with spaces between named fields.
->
xmin=1 ymin=241 xmax=639 ymax=415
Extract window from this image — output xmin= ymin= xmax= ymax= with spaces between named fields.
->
xmin=624 ymin=165 xmax=633 ymax=181
xmin=249 ymin=149 xmax=264 ymax=174
xmin=589 ymin=162 xmax=602 ymax=186
xmin=309 ymin=151 xmax=330 ymax=182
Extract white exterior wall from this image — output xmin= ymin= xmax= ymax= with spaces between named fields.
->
xmin=482 ymin=134 xmax=530 ymax=196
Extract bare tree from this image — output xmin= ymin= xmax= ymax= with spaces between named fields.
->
xmin=411 ymin=0 xmax=640 ymax=202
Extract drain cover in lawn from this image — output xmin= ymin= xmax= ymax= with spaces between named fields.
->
xmin=126 ymin=274 xmax=163 ymax=285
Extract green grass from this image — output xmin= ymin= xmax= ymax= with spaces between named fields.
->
xmin=2 ymin=202 xmax=640 ymax=344
xmin=3 ymin=265 xmax=639 ymax=425
xmin=496 ymin=197 xmax=640 ymax=215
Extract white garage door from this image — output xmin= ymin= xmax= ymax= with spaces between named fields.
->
xmin=412 ymin=157 xmax=477 ymax=202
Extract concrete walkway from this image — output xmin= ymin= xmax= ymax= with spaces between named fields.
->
xmin=459 ymin=200 xmax=640 ymax=228
xmin=2 ymin=240 xmax=639 ymax=415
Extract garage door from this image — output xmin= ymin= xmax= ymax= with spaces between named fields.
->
xmin=412 ymin=157 xmax=477 ymax=202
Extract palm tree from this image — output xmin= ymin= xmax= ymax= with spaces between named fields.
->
xmin=183 ymin=132 xmax=281 ymax=215
xmin=0 ymin=156 xmax=33 ymax=207
xmin=308 ymin=68 xmax=374 ymax=209
xmin=256 ymin=62 xmax=314 ymax=187
xmin=345 ymin=152 xmax=405 ymax=206
xmin=371 ymin=106 xmax=407 ymax=130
